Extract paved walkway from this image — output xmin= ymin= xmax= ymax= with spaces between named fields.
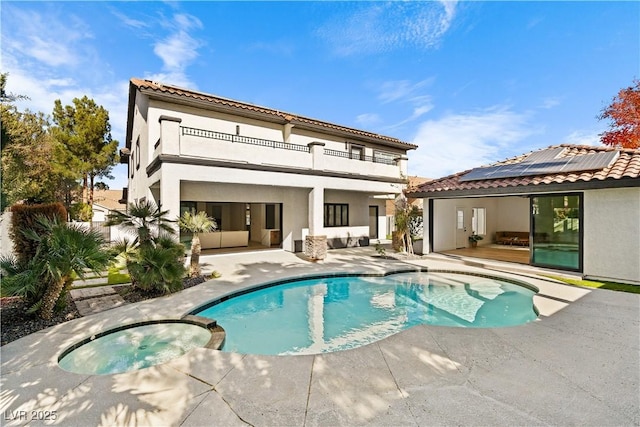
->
xmin=1 ymin=248 xmax=638 ymax=426
xmin=69 ymin=286 xmax=127 ymax=316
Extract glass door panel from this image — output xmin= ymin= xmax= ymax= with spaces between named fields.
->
xmin=531 ymin=194 xmax=582 ymax=271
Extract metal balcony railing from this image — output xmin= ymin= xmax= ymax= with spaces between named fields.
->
xmin=181 ymin=127 xmax=311 ymax=153
xmin=323 ymin=149 xmax=397 ymax=165
xmin=180 ymin=126 xmax=398 ymax=166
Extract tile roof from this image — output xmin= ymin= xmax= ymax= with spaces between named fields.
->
xmin=130 ymin=78 xmax=416 ymax=150
xmin=92 ymin=189 xmax=127 ymax=211
xmin=408 ymin=144 xmax=640 ymax=197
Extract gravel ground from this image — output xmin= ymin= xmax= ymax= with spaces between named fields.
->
xmin=0 ymin=276 xmax=208 ymax=346
xmin=1 ymin=295 xmax=81 ymax=346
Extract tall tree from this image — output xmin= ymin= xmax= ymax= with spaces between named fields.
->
xmin=599 ymin=79 xmax=640 ymax=149
xmin=51 ymin=96 xmax=119 ymax=217
xmin=1 ymin=109 xmax=61 ymax=207
xmin=1 ymin=74 xmax=73 ymax=209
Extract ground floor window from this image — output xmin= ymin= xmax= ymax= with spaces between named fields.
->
xmin=325 ymin=203 xmax=349 ymax=227
xmin=531 ymin=193 xmax=582 ymax=271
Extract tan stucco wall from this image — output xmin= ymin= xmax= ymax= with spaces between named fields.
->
xmin=584 ymin=187 xmax=640 ymax=284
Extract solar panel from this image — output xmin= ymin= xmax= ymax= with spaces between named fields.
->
xmin=460 ymin=148 xmax=619 ymax=182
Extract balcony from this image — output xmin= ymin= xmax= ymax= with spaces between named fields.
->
xmin=160 ymin=126 xmax=405 ymax=179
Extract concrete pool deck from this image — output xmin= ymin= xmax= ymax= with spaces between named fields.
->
xmin=1 ymin=248 xmax=638 ymax=426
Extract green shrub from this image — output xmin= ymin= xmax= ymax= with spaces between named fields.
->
xmin=10 ymin=203 xmax=67 ymax=263
xmin=0 ymin=255 xmax=47 ymax=310
xmin=106 ymin=200 xmax=186 ymax=295
xmin=1 ymin=217 xmax=112 ymax=319
xmin=127 ymin=238 xmax=186 ymax=295
xmin=69 ymin=203 xmax=92 ymax=222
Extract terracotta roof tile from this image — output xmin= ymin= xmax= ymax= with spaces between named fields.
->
xmin=409 ymin=144 xmax=640 ymax=196
xmin=130 ymin=78 xmax=416 ymax=149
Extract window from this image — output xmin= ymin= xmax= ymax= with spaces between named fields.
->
xmin=373 ymin=151 xmax=396 ymax=165
xmin=456 ymin=210 xmax=464 ymax=230
xmin=472 ymin=207 xmax=486 ymax=235
xmin=350 ymin=145 xmax=364 ymax=160
xmin=135 ymin=137 xmax=141 ymax=170
xmin=324 ymin=203 xmax=349 ymax=227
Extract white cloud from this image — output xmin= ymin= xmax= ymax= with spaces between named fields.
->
xmin=147 ymin=13 xmax=203 ymax=88
xmin=540 ymin=96 xmax=562 ymax=109
xmin=373 ymin=80 xmax=435 ymax=130
xmin=0 ymin=5 xmax=205 ymax=191
xmin=562 ymin=129 xmax=603 ymax=146
xmin=355 ymin=113 xmax=382 ymax=127
xmin=408 ymin=106 xmax=536 ymax=179
xmin=317 ymin=1 xmax=458 ymax=56
xmin=377 ymin=79 xmax=434 ymax=104
xmin=111 ymin=10 xmax=149 ymax=29
xmin=1 ymin=6 xmax=93 ymax=68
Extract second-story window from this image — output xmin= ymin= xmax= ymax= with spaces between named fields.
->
xmin=135 ymin=137 xmax=140 ymax=170
xmin=350 ymin=145 xmax=364 ymax=160
xmin=373 ymin=151 xmax=397 ymax=165
xmin=130 ymin=150 xmax=135 ymax=178
xmin=324 ymin=203 xmax=349 ymax=227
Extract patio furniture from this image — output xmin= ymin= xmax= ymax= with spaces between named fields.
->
xmin=495 ymin=231 xmax=529 ymax=246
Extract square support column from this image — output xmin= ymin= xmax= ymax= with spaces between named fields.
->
xmin=422 ymin=198 xmax=431 ymax=255
xmin=306 ymin=186 xmax=327 ymax=260
xmin=159 ymin=172 xmax=181 ymax=238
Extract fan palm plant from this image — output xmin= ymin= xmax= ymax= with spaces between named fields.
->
xmin=106 ymin=200 xmax=175 ymax=246
xmin=127 ymin=235 xmax=186 ymax=294
xmin=106 ymin=200 xmax=187 ymax=294
xmin=1 ymin=217 xmax=112 ymax=319
xmin=178 ymin=210 xmax=217 ymax=277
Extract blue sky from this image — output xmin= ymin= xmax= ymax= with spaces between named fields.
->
xmin=2 ymin=1 xmax=638 ymax=190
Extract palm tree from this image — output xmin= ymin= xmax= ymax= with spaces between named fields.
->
xmin=106 ymin=200 xmax=175 ymax=246
xmin=2 ymin=217 xmax=112 ymax=319
xmin=393 ymin=194 xmax=414 ymax=255
xmin=178 ymin=210 xmax=217 ymax=277
xmin=106 ymin=200 xmax=187 ymax=293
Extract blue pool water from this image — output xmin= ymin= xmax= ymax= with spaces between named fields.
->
xmin=196 ymin=271 xmax=538 ymax=356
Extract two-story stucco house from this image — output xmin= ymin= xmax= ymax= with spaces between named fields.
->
xmin=121 ymin=79 xmax=416 ymax=258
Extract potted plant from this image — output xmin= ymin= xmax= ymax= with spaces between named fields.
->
xmin=468 ymin=233 xmax=484 ymax=248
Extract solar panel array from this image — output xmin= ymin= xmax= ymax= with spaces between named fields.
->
xmin=460 ymin=147 xmax=619 ymax=182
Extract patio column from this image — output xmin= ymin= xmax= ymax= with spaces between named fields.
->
xmin=422 ymin=198 xmax=431 ymax=254
xmin=159 ymin=172 xmax=181 ymax=237
xmin=306 ymin=186 xmax=327 ymax=260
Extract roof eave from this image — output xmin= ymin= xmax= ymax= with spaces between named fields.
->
xmin=134 ymin=81 xmax=416 ymax=151
xmin=407 ymin=177 xmax=640 ymax=199
xmin=124 ymin=81 xmax=138 ymax=150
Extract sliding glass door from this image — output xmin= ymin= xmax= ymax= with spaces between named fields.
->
xmin=531 ymin=193 xmax=582 ymax=271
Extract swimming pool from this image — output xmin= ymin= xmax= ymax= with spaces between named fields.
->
xmin=194 ymin=270 xmax=538 ymax=356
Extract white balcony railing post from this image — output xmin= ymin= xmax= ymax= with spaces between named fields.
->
xmin=308 ymin=142 xmax=326 ymax=170
xmin=159 ymin=115 xmax=182 ymax=155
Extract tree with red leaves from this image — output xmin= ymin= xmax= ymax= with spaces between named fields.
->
xmin=598 ymin=80 xmax=640 ymax=149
